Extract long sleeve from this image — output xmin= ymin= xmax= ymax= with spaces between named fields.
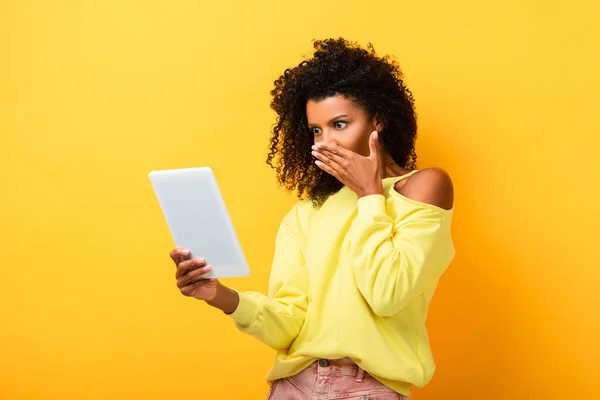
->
xmin=349 ymin=194 xmax=454 ymax=317
xmin=228 ymin=218 xmax=308 ymax=351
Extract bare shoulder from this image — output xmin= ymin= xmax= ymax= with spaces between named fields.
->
xmin=395 ymin=168 xmax=454 ymax=210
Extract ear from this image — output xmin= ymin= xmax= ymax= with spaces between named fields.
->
xmin=372 ymin=115 xmax=385 ymax=132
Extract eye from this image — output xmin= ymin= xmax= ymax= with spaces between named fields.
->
xmin=333 ymin=121 xmax=347 ymax=129
xmin=311 ymin=127 xmax=322 ymax=136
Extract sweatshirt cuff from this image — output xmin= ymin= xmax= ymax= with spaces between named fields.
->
xmin=356 ymin=194 xmax=386 ymax=219
xmin=228 ymin=290 xmax=261 ymax=328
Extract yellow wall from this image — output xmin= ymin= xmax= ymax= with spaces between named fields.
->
xmin=1 ymin=1 xmax=598 ymax=399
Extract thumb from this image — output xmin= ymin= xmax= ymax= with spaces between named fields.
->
xmin=369 ymin=131 xmax=380 ymax=159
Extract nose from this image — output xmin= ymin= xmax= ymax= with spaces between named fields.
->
xmin=315 ymin=129 xmax=333 ymax=144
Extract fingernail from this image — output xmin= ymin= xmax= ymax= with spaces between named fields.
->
xmin=311 ymin=145 xmax=317 ymax=150
xmin=182 ymin=249 xmax=190 ymax=255
xmin=204 ymin=265 xmax=212 ymax=272
xmin=311 ymin=151 xmax=317 ymax=156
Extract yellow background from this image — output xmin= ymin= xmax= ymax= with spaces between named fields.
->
xmin=1 ymin=0 xmax=599 ymax=399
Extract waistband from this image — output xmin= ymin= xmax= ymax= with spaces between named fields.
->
xmin=308 ymin=357 xmax=367 ymax=382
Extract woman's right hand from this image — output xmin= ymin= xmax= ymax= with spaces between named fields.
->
xmin=169 ymin=248 xmax=218 ymax=301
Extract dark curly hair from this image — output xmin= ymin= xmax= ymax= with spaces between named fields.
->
xmin=267 ymin=37 xmax=418 ymax=207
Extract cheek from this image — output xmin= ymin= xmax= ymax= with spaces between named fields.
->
xmin=345 ymin=124 xmax=373 ymax=156
xmin=342 ymin=136 xmax=370 ymax=157
xmin=334 ymin=142 xmax=363 ymax=156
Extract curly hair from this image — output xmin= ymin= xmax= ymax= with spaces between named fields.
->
xmin=266 ymin=37 xmax=418 ymax=207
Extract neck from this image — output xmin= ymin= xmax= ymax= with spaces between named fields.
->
xmin=382 ymin=154 xmax=411 ymax=178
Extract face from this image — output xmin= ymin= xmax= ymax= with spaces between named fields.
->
xmin=306 ymin=94 xmax=382 ymax=157
xmin=303 ymin=94 xmax=383 ymax=202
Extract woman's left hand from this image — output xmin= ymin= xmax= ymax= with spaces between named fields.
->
xmin=312 ymin=130 xmax=384 ymax=198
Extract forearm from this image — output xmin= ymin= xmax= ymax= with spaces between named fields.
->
xmin=206 ymin=281 xmax=239 ymax=314
xmin=205 ymin=281 xmax=306 ymax=350
xmin=224 ymin=266 xmax=308 ymax=351
xmin=352 ymin=246 xmax=420 ymax=316
xmin=210 ymin=216 xmax=308 ymax=350
xmin=350 ymin=196 xmax=449 ymax=317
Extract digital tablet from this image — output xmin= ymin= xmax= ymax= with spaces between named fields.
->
xmin=148 ymin=167 xmax=249 ymax=279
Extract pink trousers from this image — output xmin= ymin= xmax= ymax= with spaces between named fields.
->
xmin=266 ymin=358 xmax=410 ymax=400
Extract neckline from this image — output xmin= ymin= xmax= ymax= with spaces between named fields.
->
xmin=384 ymin=169 xmax=454 ymax=213
xmin=382 ymin=169 xmax=420 ymax=183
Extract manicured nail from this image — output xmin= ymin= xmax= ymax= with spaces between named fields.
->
xmin=203 ymin=265 xmax=212 ymax=272
xmin=311 ymin=151 xmax=318 ymax=156
xmin=182 ymin=249 xmax=190 ymax=255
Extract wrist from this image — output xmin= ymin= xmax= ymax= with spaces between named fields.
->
xmin=357 ymin=185 xmax=383 ymax=198
xmin=206 ymin=281 xmax=239 ymax=314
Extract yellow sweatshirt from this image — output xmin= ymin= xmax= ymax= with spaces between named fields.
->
xmin=229 ymin=171 xmax=455 ymax=396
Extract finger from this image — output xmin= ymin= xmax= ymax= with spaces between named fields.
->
xmin=313 ymin=149 xmax=343 ymax=172
xmin=314 ymin=142 xmax=350 ymax=159
xmin=315 ymin=159 xmax=340 ymax=179
xmin=180 ymin=278 xmax=217 ymax=297
xmin=312 ymin=147 xmax=347 ymax=166
xmin=176 ymin=258 xmax=206 ymax=278
xmin=311 ymin=149 xmax=345 ymax=168
xmin=170 ymin=248 xmax=190 ymax=266
xmin=177 ymin=265 xmax=213 ymax=288
xmin=368 ymin=131 xmax=380 ymax=159
xmin=176 ymin=257 xmax=207 ymax=278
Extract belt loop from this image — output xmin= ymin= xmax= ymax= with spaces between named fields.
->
xmin=355 ymin=366 xmax=365 ymax=383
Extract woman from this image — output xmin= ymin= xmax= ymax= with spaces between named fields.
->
xmin=170 ymin=38 xmax=455 ymax=399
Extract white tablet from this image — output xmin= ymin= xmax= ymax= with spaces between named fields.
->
xmin=149 ymin=167 xmax=250 ymax=279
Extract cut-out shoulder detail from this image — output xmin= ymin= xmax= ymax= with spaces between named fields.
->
xmin=394 ymin=168 xmax=454 ymax=210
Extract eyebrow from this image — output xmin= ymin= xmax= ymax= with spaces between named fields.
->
xmin=308 ymin=114 xmax=349 ymax=127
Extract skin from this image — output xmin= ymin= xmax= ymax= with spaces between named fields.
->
xmin=170 ymin=94 xmax=454 ymax=314
xmin=308 ymin=95 xmax=408 ymax=198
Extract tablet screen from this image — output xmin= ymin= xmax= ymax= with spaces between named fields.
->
xmin=149 ymin=167 xmax=250 ymax=279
